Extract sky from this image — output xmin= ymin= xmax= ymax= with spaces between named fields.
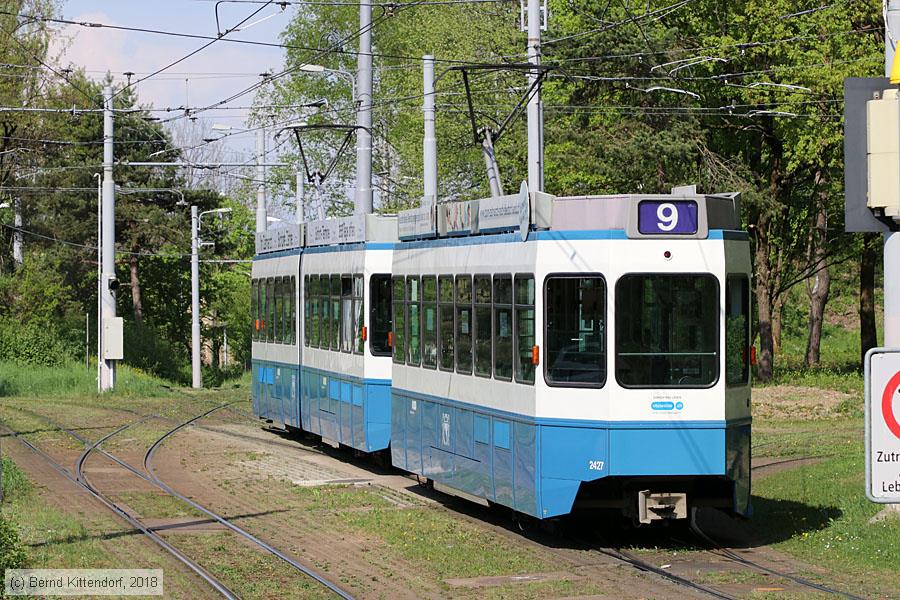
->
xmin=55 ymin=1 xmax=294 ymax=159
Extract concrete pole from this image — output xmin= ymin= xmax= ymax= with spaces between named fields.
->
xmin=100 ymin=86 xmax=116 ymax=392
xmin=95 ymin=173 xmax=101 ymax=393
xmin=482 ymin=134 xmax=504 ymax=197
xmin=256 ymin=127 xmax=267 ymax=233
xmin=355 ymin=0 xmax=373 ymax=214
xmin=886 ymin=1 xmax=900 ymax=348
xmin=526 ymin=0 xmax=544 ymax=192
xmin=12 ymin=197 xmax=22 ymax=267
xmin=191 ymin=206 xmax=202 ymax=389
xmin=423 ymin=55 xmax=438 ymax=204
xmin=875 ymin=0 xmax=900 ymax=521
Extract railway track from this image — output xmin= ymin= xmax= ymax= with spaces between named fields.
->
xmin=2 ymin=403 xmax=354 ymax=600
xmin=5 ymin=425 xmax=240 ymax=599
xmin=687 ymin=516 xmax=866 ymax=600
xmin=3 ymin=398 xmax=869 ymax=599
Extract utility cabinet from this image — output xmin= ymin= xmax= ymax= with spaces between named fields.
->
xmin=867 ymin=88 xmax=900 ymax=218
xmin=103 ymin=317 xmax=124 ymax=360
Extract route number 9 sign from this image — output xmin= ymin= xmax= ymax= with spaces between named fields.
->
xmin=864 ymin=348 xmax=900 ymax=503
xmin=638 ymin=200 xmax=699 ymax=235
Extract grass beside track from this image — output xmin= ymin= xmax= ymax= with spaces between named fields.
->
xmin=753 ymin=417 xmax=900 ymax=586
xmin=0 ymin=361 xmax=249 ymax=399
xmin=749 ymin=327 xmax=899 ymax=588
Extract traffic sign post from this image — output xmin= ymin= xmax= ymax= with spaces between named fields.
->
xmin=864 ymin=348 xmax=900 ymax=504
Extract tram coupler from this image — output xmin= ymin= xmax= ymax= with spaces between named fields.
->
xmin=637 ymin=490 xmax=688 ymax=524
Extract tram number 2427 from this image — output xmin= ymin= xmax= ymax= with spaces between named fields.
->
xmin=588 ymin=460 xmax=606 ymax=471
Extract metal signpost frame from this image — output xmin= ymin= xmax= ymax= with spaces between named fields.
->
xmin=864 ymin=347 xmax=900 ymax=503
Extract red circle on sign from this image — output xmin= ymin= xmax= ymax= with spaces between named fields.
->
xmin=881 ymin=371 xmax=900 ymax=440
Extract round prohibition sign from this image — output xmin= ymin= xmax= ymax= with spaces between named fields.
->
xmin=881 ymin=370 xmax=900 ymax=440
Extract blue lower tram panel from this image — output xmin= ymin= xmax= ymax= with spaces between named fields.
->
xmin=390 ymin=389 xmax=751 ymax=519
xmin=251 ymin=361 xmax=392 ymax=453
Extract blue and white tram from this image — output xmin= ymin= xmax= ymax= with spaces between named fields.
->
xmin=297 ymin=215 xmax=398 ymax=452
xmin=389 ymin=189 xmax=752 ymax=522
xmin=251 ymin=226 xmax=302 ymax=428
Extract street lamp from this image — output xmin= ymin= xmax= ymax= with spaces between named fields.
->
xmin=191 ymin=206 xmax=232 ymax=389
xmin=297 ymin=64 xmax=356 ymax=102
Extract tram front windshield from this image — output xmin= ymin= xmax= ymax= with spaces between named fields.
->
xmin=615 ymin=274 xmax=718 ymax=387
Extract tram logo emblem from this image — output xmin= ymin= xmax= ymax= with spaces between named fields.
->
xmin=441 ymin=413 xmax=451 ymax=447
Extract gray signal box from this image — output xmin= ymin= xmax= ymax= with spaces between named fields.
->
xmin=844 ymin=77 xmax=899 ymax=233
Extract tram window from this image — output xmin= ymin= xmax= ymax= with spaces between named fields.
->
xmin=353 ymin=275 xmax=364 ymax=354
xmin=276 ymin=277 xmax=285 ymax=344
xmin=304 ymin=276 xmax=310 ymax=347
xmin=474 ymin=275 xmax=492 ymax=378
xmin=341 ymin=275 xmax=353 ymax=353
xmin=494 ymin=275 xmax=513 ymax=381
xmin=392 ymin=276 xmax=406 ymax=363
xmin=726 ymin=276 xmax=750 ymax=386
xmin=271 ymin=277 xmax=279 ymax=344
xmin=545 ymin=276 xmax=606 ymax=387
xmin=256 ymin=279 xmax=263 ymax=342
xmin=439 ymin=276 xmax=454 ymax=371
xmin=290 ymin=276 xmax=297 ymax=346
xmin=422 ymin=276 xmax=438 ymax=369
xmin=408 ymin=276 xmax=422 ymax=366
xmin=456 ymin=276 xmax=473 ymax=374
xmin=251 ymin=279 xmax=258 ymax=342
xmin=370 ymin=275 xmax=392 ymax=356
xmin=319 ymin=275 xmax=331 ymax=350
xmin=515 ymin=275 xmax=536 ymax=384
xmin=310 ymin=276 xmax=320 ymax=348
xmin=331 ymin=275 xmax=341 ymax=351
xmin=615 ymin=274 xmax=718 ymax=388
xmin=267 ymin=277 xmax=275 ymax=343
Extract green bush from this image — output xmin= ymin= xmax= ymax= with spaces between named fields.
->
xmin=0 ymin=459 xmax=28 ymax=584
xmin=0 ymin=514 xmax=26 ymax=580
xmin=0 ymin=319 xmax=76 ymax=367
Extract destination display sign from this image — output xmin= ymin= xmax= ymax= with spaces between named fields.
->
xmin=865 ymin=348 xmax=900 ymax=503
xmin=478 ymin=193 xmax=524 ymax=233
xmin=637 ymin=200 xmax=699 ymax=235
xmin=398 ymin=202 xmax=436 ymax=239
xmin=255 ymin=225 xmax=302 ymax=255
xmin=305 ymin=215 xmax=366 ymax=247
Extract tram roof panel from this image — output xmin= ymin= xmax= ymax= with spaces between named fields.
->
xmin=396 ymin=186 xmax=742 ymax=242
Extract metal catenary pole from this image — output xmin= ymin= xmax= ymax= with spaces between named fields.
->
xmin=100 ymin=86 xmax=117 ymax=391
xmin=256 ymin=127 xmax=268 ymax=233
xmin=355 ymin=0 xmax=373 ymax=215
xmin=191 ymin=206 xmax=202 ymax=389
xmin=886 ymin=1 xmax=900 ymax=348
xmin=423 ymin=55 xmax=438 ymax=203
xmin=526 ymin=0 xmax=544 ymax=192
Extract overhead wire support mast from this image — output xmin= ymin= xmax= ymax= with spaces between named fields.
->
xmin=100 ymin=86 xmax=118 ymax=392
xmin=355 ymin=0 xmax=374 ymax=215
xmin=526 ymin=0 xmax=544 ymax=192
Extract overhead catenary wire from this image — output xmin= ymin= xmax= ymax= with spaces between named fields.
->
xmin=110 ymin=0 xmax=278 ymax=101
